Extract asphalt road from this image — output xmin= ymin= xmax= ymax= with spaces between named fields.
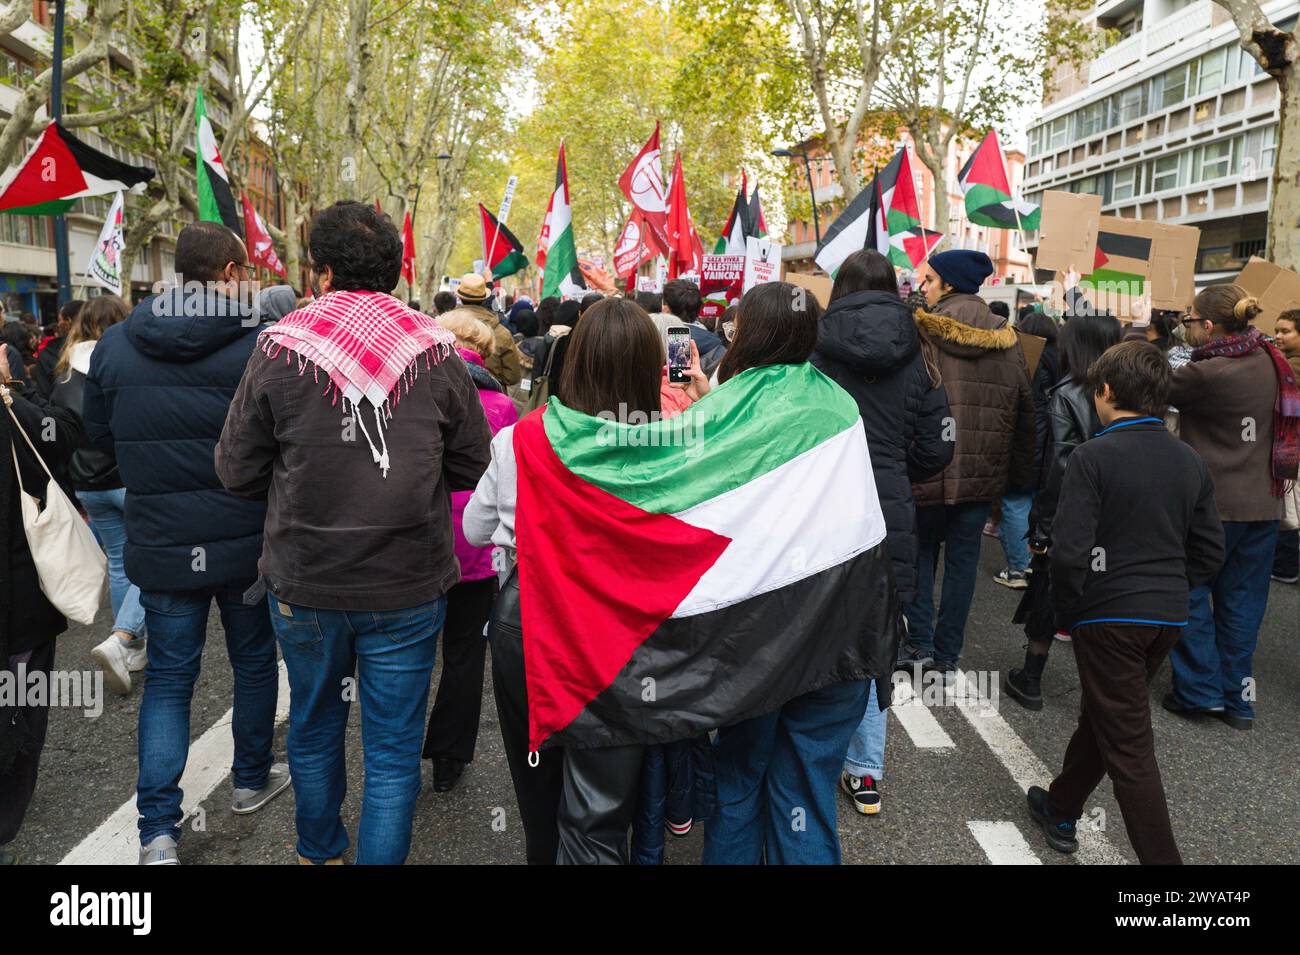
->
xmin=14 ymin=542 xmax=1299 ymax=865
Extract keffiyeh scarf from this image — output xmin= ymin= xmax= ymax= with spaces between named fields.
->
xmin=1192 ymin=325 xmax=1300 ymax=495
xmin=260 ymin=290 xmax=456 ymax=477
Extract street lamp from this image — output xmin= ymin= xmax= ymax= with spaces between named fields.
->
xmin=772 ymin=147 xmax=822 ymax=248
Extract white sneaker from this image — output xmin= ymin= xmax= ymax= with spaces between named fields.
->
xmin=92 ymin=635 xmax=142 ymax=695
xmin=122 ymin=636 xmax=147 ymax=672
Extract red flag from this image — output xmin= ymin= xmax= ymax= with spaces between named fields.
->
xmin=401 ymin=211 xmax=416 ymax=287
xmin=618 ymin=122 xmax=670 ymax=257
xmin=375 ymin=198 xmax=383 ymax=214
xmin=665 ymin=153 xmax=702 ymax=279
xmin=613 ymin=207 xmax=656 ymax=280
xmin=240 ymin=194 xmax=286 ymax=278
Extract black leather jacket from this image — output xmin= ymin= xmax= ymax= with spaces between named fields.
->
xmin=1029 ymin=375 xmax=1100 ymax=550
xmin=51 ymin=366 xmax=121 ymax=492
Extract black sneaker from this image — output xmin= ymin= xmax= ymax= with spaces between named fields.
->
xmin=1160 ymin=693 xmax=1224 ymax=719
xmin=1026 ymin=785 xmax=1077 ymax=854
xmin=433 ymin=758 xmax=466 ymax=792
xmin=1217 ymin=712 xmax=1253 ymax=731
xmin=840 ymin=771 xmax=882 ymax=815
xmin=1004 ymin=666 xmax=1043 ymax=711
xmin=894 ymin=641 xmax=934 ymax=670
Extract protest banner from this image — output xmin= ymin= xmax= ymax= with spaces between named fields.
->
xmin=743 ymin=236 xmax=781 ymax=292
xmin=1235 ymin=257 xmax=1300 ymax=336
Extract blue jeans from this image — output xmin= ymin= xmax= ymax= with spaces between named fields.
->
xmin=904 ymin=502 xmax=991 ymax=668
xmin=272 ymin=596 xmax=445 ymax=864
xmin=136 ymin=583 xmax=278 ymax=844
xmin=997 ymin=493 xmax=1032 ymax=573
xmin=76 ymin=487 xmax=146 ymax=638
xmin=631 ymin=739 xmax=694 ymax=865
xmin=703 ymin=680 xmax=869 ymax=865
xmin=1170 ymin=520 xmax=1277 ymax=719
xmin=842 ymin=680 xmax=885 ymax=779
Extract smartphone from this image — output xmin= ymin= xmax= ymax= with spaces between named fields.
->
xmin=667 ymin=326 xmax=692 ymax=383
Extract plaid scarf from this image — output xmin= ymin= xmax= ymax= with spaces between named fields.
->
xmin=1192 ymin=325 xmax=1300 ymax=496
xmin=260 ymin=290 xmax=456 ymax=477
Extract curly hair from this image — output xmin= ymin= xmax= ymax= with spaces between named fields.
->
xmin=308 ymin=201 xmax=403 ymax=293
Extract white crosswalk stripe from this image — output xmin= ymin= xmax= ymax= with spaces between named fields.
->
xmin=888 ymin=679 xmax=955 ymax=748
xmin=967 ymin=820 xmax=1042 ymax=865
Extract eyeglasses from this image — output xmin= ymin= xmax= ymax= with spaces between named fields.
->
xmin=1181 ymin=317 xmax=1208 ymax=327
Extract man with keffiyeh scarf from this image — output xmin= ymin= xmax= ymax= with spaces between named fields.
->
xmin=216 ymin=201 xmax=492 ymax=864
xmin=1162 ymin=283 xmax=1299 ymax=732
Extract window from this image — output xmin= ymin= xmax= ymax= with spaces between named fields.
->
xmin=1151 ymin=154 xmax=1184 ymax=192
xmin=1112 ymin=165 xmax=1138 ymax=201
xmin=1159 ymin=64 xmax=1187 ymax=108
xmin=0 ymin=214 xmax=52 ymax=248
xmin=1197 ymin=48 xmax=1226 ymax=96
xmin=1048 ymin=117 xmax=1068 ymax=150
xmin=1242 ymin=125 xmax=1277 ymax=175
xmin=1117 ymin=85 xmax=1144 ymax=124
xmin=1193 ymin=139 xmax=1236 ymax=182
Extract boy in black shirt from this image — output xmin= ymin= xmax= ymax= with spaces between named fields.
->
xmin=1026 ymin=340 xmax=1224 ymax=865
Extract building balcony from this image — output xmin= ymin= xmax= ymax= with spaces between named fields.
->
xmin=1089 ymin=0 xmax=1214 ymax=83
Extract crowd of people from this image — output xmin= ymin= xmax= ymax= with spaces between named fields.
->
xmin=0 ymin=199 xmax=1295 ymax=866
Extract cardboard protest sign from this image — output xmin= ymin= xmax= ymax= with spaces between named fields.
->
xmin=743 ymin=236 xmax=781 ymax=292
xmin=1016 ymin=331 xmax=1047 ymax=376
xmin=1052 ymin=269 xmax=1150 ymax=321
xmin=1036 ymin=191 xmax=1101 ymax=275
xmin=1233 ymin=257 xmax=1300 ymax=337
xmin=1147 ymin=222 xmax=1200 ymax=311
xmin=785 ymin=270 xmax=833 ymax=309
xmin=1064 ymin=216 xmax=1199 ymax=318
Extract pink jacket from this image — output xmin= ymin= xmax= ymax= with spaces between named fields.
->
xmin=453 ymin=349 xmax=518 ymax=581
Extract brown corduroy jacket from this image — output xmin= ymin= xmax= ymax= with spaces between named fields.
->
xmin=911 ymin=294 xmax=1035 ymax=507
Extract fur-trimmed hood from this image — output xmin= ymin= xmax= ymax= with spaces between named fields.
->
xmin=915 ymin=306 xmax=1018 ymax=359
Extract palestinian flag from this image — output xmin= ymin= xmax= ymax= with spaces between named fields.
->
xmin=0 ymin=122 xmax=154 ymax=216
xmin=196 ymin=87 xmax=242 ymax=235
xmin=884 ymin=148 xmax=942 ymax=268
xmin=958 ymin=129 xmax=1040 ymax=231
xmin=513 ymin=361 xmax=900 ymax=752
xmin=712 ymin=172 xmax=752 ymax=255
xmin=479 ymin=202 xmax=528 ymax=279
xmin=747 ymin=185 xmax=768 ymax=238
xmin=539 ymin=141 xmax=585 ymax=299
xmin=1085 ymin=228 xmax=1150 ymax=289
xmin=815 ymin=149 xmax=915 ymax=276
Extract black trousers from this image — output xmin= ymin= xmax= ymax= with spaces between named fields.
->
xmin=1048 ymin=622 xmax=1182 ymax=865
xmin=488 ymin=570 xmax=643 ymax=864
xmin=423 ymin=576 xmax=497 ymax=763
xmin=0 ymin=639 xmax=54 ymax=848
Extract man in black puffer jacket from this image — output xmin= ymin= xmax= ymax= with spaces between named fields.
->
xmin=811 ymin=249 xmax=953 ymax=816
xmin=83 ymin=222 xmax=288 ymax=866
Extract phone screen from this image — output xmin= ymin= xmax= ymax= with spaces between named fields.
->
xmin=667 ymin=327 xmax=692 ymax=383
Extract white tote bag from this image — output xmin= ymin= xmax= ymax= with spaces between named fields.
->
xmin=6 ymin=396 xmax=107 ymax=625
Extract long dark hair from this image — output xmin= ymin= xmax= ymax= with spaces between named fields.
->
xmin=557 ymin=298 xmax=661 ymax=419
xmin=1059 ymin=312 xmax=1122 ymax=381
xmin=1016 ymin=309 xmax=1057 ymax=343
xmin=716 ymin=282 xmax=821 ymax=384
xmin=830 ymin=249 xmax=898 ymax=303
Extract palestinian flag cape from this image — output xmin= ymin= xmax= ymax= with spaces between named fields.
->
xmin=196 ymin=87 xmax=242 ymax=235
xmin=884 ymin=148 xmax=942 ymax=268
xmin=539 ymin=142 xmax=585 ymax=298
xmin=514 ymin=361 xmax=900 ymax=752
xmin=958 ymin=129 xmax=1040 ymax=231
xmin=0 ymin=122 xmax=154 ymax=216
xmin=479 ymin=202 xmax=528 ymax=279
xmin=712 ymin=173 xmax=752 ymax=255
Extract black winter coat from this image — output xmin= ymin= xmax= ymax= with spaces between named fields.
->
xmin=82 ymin=288 xmax=268 ymax=593
xmin=2 ymin=388 xmax=81 ymax=660
xmin=811 ymin=290 xmax=953 ymax=603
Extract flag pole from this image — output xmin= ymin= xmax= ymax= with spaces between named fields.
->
xmin=52 ymin=0 xmax=71 ymax=307
xmin=999 ymin=142 xmax=1038 ymax=283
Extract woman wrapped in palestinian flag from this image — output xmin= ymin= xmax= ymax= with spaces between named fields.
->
xmin=464 ymin=285 xmax=900 ymax=865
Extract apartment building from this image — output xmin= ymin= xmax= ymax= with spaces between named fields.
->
xmin=1021 ymin=0 xmax=1297 ymax=283
xmin=1 ymin=6 xmax=279 ymax=322
xmin=781 ymin=127 xmax=1033 ymax=282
